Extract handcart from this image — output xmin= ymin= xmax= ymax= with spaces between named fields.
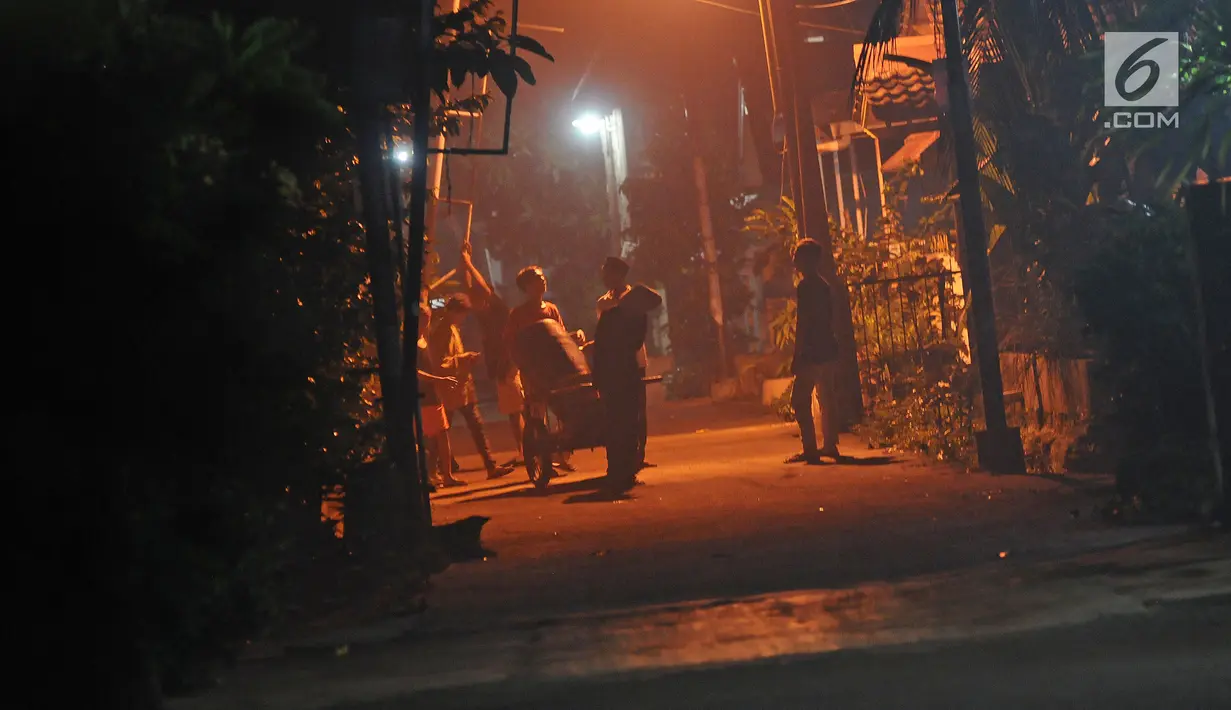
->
xmin=512 ymin=318 xmax=661 ymax=490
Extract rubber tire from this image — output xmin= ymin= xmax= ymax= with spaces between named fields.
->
xmin=523 ymin=416 xmax=554 ymax=491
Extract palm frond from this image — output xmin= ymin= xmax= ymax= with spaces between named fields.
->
xmin=852 ymin=0 xmax=921 ymax=109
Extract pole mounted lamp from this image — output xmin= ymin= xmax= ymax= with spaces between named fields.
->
xmin=572 ymin=114 xmax=605 ymax=135
xmin=573 ymin=109 xmax=630 ymax=255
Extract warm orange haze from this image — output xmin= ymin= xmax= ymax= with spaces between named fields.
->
xmin=19 ymin=1 xmax=1228 ymax=708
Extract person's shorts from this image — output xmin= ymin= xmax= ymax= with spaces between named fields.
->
xmin=496 ymin=371 xmax=525 ymax=416
xmin=421 ymin=402 xmax=449 ymax=438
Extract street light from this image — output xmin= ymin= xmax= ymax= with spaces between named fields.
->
xmin=393 ymin=147 xmax=411 ymax=163
xmin=572 ymin=110 xmax=629 ymax=255
xmin=571 ymin=114 xmax=605 ymax=135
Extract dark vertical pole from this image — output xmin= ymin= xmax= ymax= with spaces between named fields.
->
xmin=938 ymin=0 xmax=1023 ymax=472
xmin=756 ymin=0 xmax=781 ymax=116
xmin=771 ymin=0 xmax=826 ymax=249
xmin=759 ymin=0 xmax=799 ymax=224
xmin=1185 ymin=179 xmax=1228 ymax=523
xmin=354 ymin=11 xmax=405 ymax=428
xmin=402 ymin=0 xmax=434 ymax=523
xmin=766 ymin=0 xmax=864 ymax=428
xmin=353 ymin=6 xmax=417 ymax=543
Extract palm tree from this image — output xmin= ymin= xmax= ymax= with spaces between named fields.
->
xmin=1089 ymin=0 xmax=1231 ymax=192
xmin=854 ymin=0 xmax=1228 ymax=205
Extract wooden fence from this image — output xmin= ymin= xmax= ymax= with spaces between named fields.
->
xmin=1000 ymin=352 xmax=1092 ymax=427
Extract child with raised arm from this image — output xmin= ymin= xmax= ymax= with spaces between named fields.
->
xmin=458 ymin=243 xmax=525 ymax=466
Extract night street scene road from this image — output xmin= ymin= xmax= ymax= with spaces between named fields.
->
xmin=17 ymin=0 xmax=1229 ymax=708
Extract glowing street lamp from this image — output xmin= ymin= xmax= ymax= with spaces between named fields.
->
xmin=571 ymin=110 xmax=629 ymax=256
xmin=571 ymin=113 xmax=605 ymax=135
xmin=393 ymin=147 xmax=411 ymax=163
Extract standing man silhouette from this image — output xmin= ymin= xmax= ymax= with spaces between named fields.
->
xmin=785 ymin=239 xmax=841 ymax=464
xmin=596 ymin=257 xmax=653 ymax=470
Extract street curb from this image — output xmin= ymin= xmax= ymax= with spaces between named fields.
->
xmin=238 ymin=528 xmax=1221 ymax=662
xmin=172 ymin=539 xmax=1231 ymax=710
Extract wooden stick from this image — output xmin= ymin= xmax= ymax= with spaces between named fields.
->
xmin=429 ymin=267 xmax=457 ymax=292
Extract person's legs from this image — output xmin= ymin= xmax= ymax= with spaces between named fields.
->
xmin=602 ymin=386 xmax=640 ymax=490
xmin=507 ymin=413 xmax=523 ymax=461
xmin=458 ymin=401 xmax=499 ymax=472
xmin=552 ymin=446 xmax=575 ymax=472
xmin=497 ymin=371 xmax=526 ymax=466
xmin=790 ymin=366 xmax=821 ymax=461
xmin=817 ymin=360 xmax=841 ymax=456
xmin=421 ymin=404 xmax=450 ymax=486
xmin=435 ymin=430 xmax=464 ymax=486
xmin=424 ymin=437 xmax=443 ymax=487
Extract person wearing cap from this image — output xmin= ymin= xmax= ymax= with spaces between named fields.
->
xmin=594 ymin=260 xmax=662 ymax=492
xmin=596 ymin=256 xmax=654 ymax=470
xmin=459 ymin=243 xmax=525 ymax=467
xmin=429 ymin=293 xmax=512 ymax=480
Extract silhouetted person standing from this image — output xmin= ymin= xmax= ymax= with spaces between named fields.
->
xmin=429 ymin=295 xmax=512 ymax=480
xmin=594 ymin=273 xmax=661 ymax=491
xmin=597 ymin=256 xmax=653 ymax=469
xmin=459 ymin=243 xmax=525 ymax=467
xmin=786 ymin=239 xmax=841 ymax=464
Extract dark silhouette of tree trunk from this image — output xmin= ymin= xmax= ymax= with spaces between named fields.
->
xmin=351 ymin=7 xmax=418 ymax=553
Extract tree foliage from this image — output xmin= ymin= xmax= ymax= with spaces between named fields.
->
xmin=857 ymin=0 xmax=1228 ymax=205
xmin=475 ymin=123 xmax=611 ymax=331
xmin=624 ymin=98 xmax=754 ymax=395
xmin=27 ymin=26 xmax=338 ymax=710
xmin=8 ymin=0 xmax=544 ymax=704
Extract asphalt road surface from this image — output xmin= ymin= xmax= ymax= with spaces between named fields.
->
xmin=351 ymin=594 xmax=1231 ymax=710
xmin=174 ymin=405 xmax=1230 ymax=710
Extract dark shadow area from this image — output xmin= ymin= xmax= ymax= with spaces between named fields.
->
xmin=1000 ymin=472 xmax=1117 ymax=494
xmin=460 ymin=475 xmax=608 ymax=503
xmin=431 ymin=479 xmax=528 ymax=502
xmin=563 ymin=488 xmax=635 ymax=504
xmin=831 ymin=455 xmax=900 ymax=466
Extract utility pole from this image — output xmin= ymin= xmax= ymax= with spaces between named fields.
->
xmin=937 ymin=0 xmax=1024 ymax=474
xmin=599 ymin=109 xmax=631 ymax=255
xmin=756 ymin=0 xmax=794 ymax=198
xmin=424 ymin=0 xmax=465 ymax=253
xmin=767 ymin=0 xmax=826 ymax=253
xmin=763 ymin=0 xmax=863 ymax=427
xmin=692 ymin=152 xmax=730 ymax=378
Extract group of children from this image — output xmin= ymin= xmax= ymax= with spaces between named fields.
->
xmin=416 ymin=236 xmax=842 ymax=491
xmin=416 ymin=245 xmax=655 ymax=491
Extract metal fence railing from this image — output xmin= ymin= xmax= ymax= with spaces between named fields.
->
xmin=847 ymin=269 xmax=966 ymax=408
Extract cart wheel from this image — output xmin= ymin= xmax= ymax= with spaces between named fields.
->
xmin=523 ymin=417 xmax=554 ymax=491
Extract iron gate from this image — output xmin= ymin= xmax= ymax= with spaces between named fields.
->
xmin=847 ymin=267 xmax=966 ymax=410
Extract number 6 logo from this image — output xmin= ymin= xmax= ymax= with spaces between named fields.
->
xmin=1104 ymin=32 xmax=1179 ymax=108
xmin=1116 ymin=37 xmax=1167 ymax=102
